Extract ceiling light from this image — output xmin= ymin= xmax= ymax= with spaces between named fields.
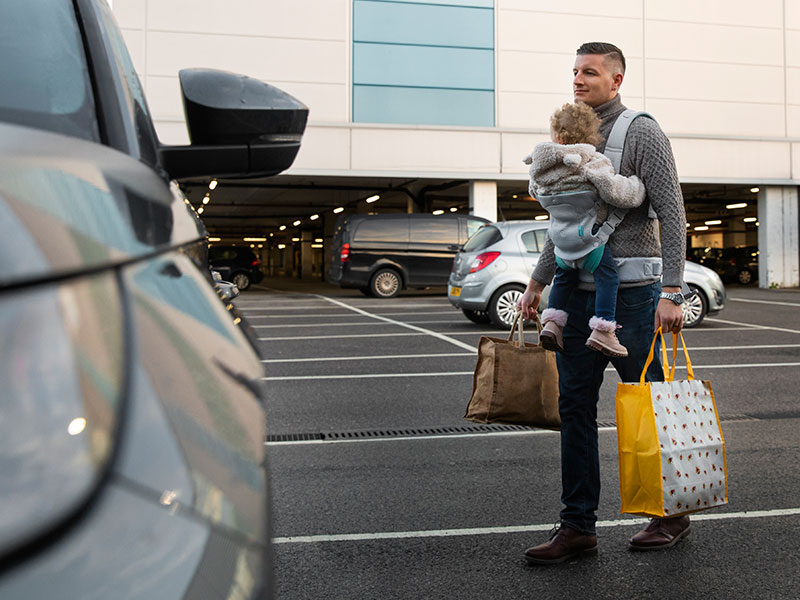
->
xmin=750 ymin=187 xmax=760 ymax=193
xmin=315 ymin=238 xmax=323 ymax=243
xmin=258 ymin=244 xmax=263 ymax=248
xmin=694 ymin=226 xmax=709 ymax=231
xmin=293 ymin=220 xmax=301 ymax=226
xmin=197 ymin=207 xmax=204 ymax=214
xmin=685 ymin=223 xmax=690 ymax=228
xmin=726 ymin=203 xmax=747 ymax=209
xmin=450 ymin=207 xmax=458 ymax=212
xmin=311 ymin=244 xmax=323 ymax=249
xmin=755 ymin=222 xmax=760 ymax=226
xmin=291 ymin=237 xmax=300 ymax=242
xmin=278 ymin=244 xmax=286 ymax=249
xmin=208 ymin=179 xmax=218 ymax=190
xmin=202 ymin=196 xmax=210 ymax=205
xmin=270 ymin=233 xmax=274 ymax=237
xmin=432 ymin=210 xmax=445 ymax=215
xmin=250 ymin=244 xmax=255 ymax=248
xmin=208 ymin=237 xmax=221 ymax=242
xmin=704 ymin=220 xmax=722 ymax=225
xmin=365 ymin=194 xmax=380 ymax=203
xmin=279 ymin=225 xmax=287 ymax=231
xmin=243 ymin=237 xmax=266 ymax=242
xmin=534 ymin=215 xmax=549 ymax=221
xmin=333 ymin=207 xmax=344 ymax=214
xmin=310 ymin=214 xmax=319 ymax=220
xmin=743 ymin=217 xmax=757 ymax=223
xmin=512 ymin=195 xmax=518 ymax=199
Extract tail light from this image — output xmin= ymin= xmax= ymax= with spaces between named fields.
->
xmin=251 ymin=258 xmax=260 ymax=267
xmin=469 ymin=251 xmax=500 ymax=273
xmin=340 ymin=243 xmax=350 ymax=262
xmin=729 ymin=259 xmax=736 ymax=266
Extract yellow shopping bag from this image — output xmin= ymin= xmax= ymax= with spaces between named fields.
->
xmin=616 ymin=328 xmax=728 ymax=518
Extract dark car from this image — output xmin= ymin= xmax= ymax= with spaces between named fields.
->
xmin=209 ymin=245 xmax=264 ymax=290
xmin=0 ymin=1 xmax=307 ymax=598
xmin=328 ymin=213 xmax=490 ymax=297
xmin=719 ymin=245 xmax=759 ymax=285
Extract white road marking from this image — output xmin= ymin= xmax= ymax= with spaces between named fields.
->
xmin=262 ymin=362 xmax=800 ymax=381
xmin=251 ymin=319 xmax=463 ymax=329
xmin=246 ymin=311 xmax=457 ymax=319
xmin=272 ymin=508 xmax=800 ymax=544
xmin=242 ymin=302 xmax=451 ymax=311
xmin=258 ymin=332 xmax=493 ymax=341
xmin=729 ymin=297 xmax=800 ymax=308
xmin=261 ymin=352 xmax=475 ymax=364
xmin=706 ymin=317 xmax=800 ymax=335
xmin=311 ymin=295 xmax=478 ymax=353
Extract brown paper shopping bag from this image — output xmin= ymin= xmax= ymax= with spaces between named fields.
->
xmin=464 ymin=314 xmax=560 ymax=429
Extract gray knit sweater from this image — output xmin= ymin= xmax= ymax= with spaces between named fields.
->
xmin=532 ymin=96 xmax=686 ymax=288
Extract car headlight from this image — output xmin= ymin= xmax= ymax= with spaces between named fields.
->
xmin=0 ymin=273 xmax=125 ymax=558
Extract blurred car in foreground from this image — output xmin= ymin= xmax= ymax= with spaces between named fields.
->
xmin=448 ymin=220 xmax=726 ymax=329
xmin=209 ymin=246 xmax=264 ymax=291
xmin=0 ymin=1 xmax=307 ymax=598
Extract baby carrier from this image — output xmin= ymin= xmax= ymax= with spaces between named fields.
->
xmin=537 ymin=110 xmax=663 ymax=282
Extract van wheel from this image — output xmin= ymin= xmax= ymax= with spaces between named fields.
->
xmin=370 ymin=268 xmax=402 ymax=298
xmin=682 ymin=285 xmax=707 ymax=328
xmin=488 ymin=284 xmax=524 ymax=328
xmin=232 ymin=272 xmax=250 ymax=291
xmin=462 ymin=309 xmax=491 ymax=324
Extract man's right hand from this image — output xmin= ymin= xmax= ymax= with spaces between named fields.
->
xmin=517 ymin=279 xmax=545 ymax=320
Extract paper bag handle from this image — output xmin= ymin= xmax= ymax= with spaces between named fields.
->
xmin=507 ymin=312 xmax=543 ymax=348
xmin=639 ymin=328 xmax=695 ymax=384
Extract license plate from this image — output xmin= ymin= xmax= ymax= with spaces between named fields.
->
xmin=450 ymin=286 xmax=461 ymax=297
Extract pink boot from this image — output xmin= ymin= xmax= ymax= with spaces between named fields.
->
xmin=540 ymin=308 xmax=568 ymax=353
xmin=585 ymin=316 xmax=628 ymax=357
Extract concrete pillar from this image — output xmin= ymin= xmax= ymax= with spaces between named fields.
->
xmin=757 ymin=186 xmax=799 ymax=288
xmin=469 ymin=180 xmax=497 ymax=222
xmin=300 ymin=230 xmax=315 ymax=280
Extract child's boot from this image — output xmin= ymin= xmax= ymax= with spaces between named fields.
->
xmin=540 ymin=308 xmax=567 ymax=352
xmin=585 ymin=316 xmax=628 ymax=357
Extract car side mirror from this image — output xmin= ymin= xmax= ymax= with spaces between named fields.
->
xmin=448 ymin=244 xmax=463 ymax=252
xmin=159 ymin=68 xmax=309 ymax=180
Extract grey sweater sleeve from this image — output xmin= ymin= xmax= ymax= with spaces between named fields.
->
xmin=532 ymin=235 xmax=556 ymax=284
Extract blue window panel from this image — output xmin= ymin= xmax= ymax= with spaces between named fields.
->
xmin=353 ymin=42 xmax=493 ymax=90
xmin=366 ymin=0 xmax=493 ymax=8
xmin=353 ymin=85 xmax=494 ymax=126
xmin=353 ymin=0 xmax=493 ymax=49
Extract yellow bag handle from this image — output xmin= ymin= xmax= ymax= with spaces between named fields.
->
xmin=639 ymin=328 xmax=695 ymax=384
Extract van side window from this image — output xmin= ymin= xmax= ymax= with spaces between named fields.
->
xmin=465 ymin=218 xmax=486 ymax=241
xmin=353 ymin=219 xmax=408 ymax=242
xmin=521 ymin=231 xmax=539 ymax=252
xmin=411 ymin=219 xmax=458 ymax=243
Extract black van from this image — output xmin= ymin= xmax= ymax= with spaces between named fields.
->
xmin=328 ymin=213 xmax=490 ymax=297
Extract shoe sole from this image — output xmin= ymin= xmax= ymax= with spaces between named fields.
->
xmin=525 ymin=546 xmax=597 ymax=565
xmin=540 ymin=331 xmax=563 ymax=353
xmin=585 ymin=339 xmax=628 ymax=358
xmin=628 ymin=526 xmax=691 ymax=551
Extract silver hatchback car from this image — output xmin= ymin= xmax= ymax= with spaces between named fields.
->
xmin=447 ymin=220 xmax=726 ymax=329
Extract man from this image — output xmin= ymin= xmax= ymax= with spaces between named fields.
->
xmin=518 ymin=42 xmax=688 ymax=564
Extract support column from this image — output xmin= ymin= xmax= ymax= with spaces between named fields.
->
xmin=300 ymin=231 xmax=315 ymax=280
xmin=757 ymin=186 xmax=799 ymax=288
xmin=469 ymin=180 xmax=497 ymax=222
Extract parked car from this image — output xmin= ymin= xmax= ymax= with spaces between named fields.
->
xmin=687 ymin=245 xmax=758 ymax=285
xmin=0 ymin=1 xmax=307 ymax=598
xmin=448 ymin=220 xmax=726 ymax=329
xmin=328 ymin=213 xmax=490 ymax=297
xmin=209 ymin=245 xmax=264 ymax=290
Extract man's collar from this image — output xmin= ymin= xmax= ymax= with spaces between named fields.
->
xmin=593 ymin=95 xmax=626 ymax=121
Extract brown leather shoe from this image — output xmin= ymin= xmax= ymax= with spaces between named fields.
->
xmin=525 ymin=525 xmax=597 ymax=565
xmin=629 ymin=516 xmax=691 ymax=551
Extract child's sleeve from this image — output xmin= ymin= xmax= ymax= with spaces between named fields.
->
xmin=582 ymin=152 xmax=646 ymax=208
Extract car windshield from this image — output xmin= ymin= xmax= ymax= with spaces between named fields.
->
xmin=462 ymin=225 xmax=501 ymax=252
xmin=0 ymin=0 xmax=100 ymax=142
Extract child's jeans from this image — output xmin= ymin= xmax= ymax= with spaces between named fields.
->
xmin=547 ymin=244 xmax=619 ymax=321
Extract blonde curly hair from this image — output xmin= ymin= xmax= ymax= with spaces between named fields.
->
xmin=549 ymin=102 xmax=603 ymax=147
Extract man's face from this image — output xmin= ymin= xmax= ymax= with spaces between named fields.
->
xmin=573 ymin=54 xmax=623 ymax=107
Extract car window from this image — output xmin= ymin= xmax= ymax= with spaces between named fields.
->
xmin=534 ymin=229 xmax=548 ymax=251
xmin=353 ymin=219 xmax=408 ymax=243
xmin=0 ymin=0 xmax=100 ymax=142
xmin=520 ymin=230 xmax=539 ymax=252
xmin=462 ymin=225 xmax=501 ymax=252
xmin=410 ymin=218 xmax=458 ymax=243
xmin=466 ymin=218 xmax=487 ymax=240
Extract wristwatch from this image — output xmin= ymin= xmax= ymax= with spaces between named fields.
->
xmin=659 ymin=291 xmax=685 ymax=305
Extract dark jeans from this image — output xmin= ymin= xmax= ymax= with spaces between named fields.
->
xmin=548 ymin=245 xmax=619 ymax=321
xmin=556 ymin=282 xmax=664 ymax=535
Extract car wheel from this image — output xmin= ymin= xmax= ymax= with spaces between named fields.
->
xmin=370 ymin=268 xmax=402 ymax=298
xmin=737 ymin=269 xmax=753 ymax=285
xmin=488 ymin=284 xmax=524 ymax=328
xmin=462 ymin=309 xmax=491 ymax=324
xmin=682 ymin=285 xmax=707 ymax=328
xmin=232 ymin=272 xmax=251 ymax=291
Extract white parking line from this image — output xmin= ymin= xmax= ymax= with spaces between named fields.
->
xmin=246 ymin=311 xmax=457 ymax=319
xmin=272 ymin=507 xmax=800 ymax=544
xmin=243 ymin=302 xmax=451 ymax=311
xmin=251 ymin=319 xmax=463 ymax=329
xmin=706 ymin=318 xmax=800 ymax=335
xmin=258 ymin=332 xmax=490 ymax=341
xmin=261 ymin=352 xmax=474 ymax=364
xmin=729 ymin=298 xmax=800 ymax=308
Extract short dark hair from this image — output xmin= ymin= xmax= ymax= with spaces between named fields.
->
xmin=576 ymin=42 xmax=626 ymax=74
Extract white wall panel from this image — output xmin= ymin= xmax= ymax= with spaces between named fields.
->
xmin=787 ymin=30 xmax=800 ymax=67
xmin=645 ymin=0 xmax=783 ymax=29
xmin=289 ymin=127 xmax=351 ymax=171
xmin=498 ymin=92 xmax=645 ymax=129
xmin=499 ymin=0 xmax=641 ymax=19
xmin=646 ymin=60 xmax=784 ymax=104
xmin=671 ymin=139 xmax=791 ymax=180
xmin=502 ymin=132 xmax=549 ymax=174
xmin=787 ymin=68 xmax=800 ymax=105
xmin=497 ymin=10 xmax=642 ymax=57
xmin=145 ymin=76 xmax=183 ymax=121
xmin=792 ymin=144 xmax=800 ymax=179
xmin=153 ymin=120 xmax=190 ymax=145
xmin=350 ymin=129 xmax=499 ymax=172
xmin=111 ymin=0 xmax=145 ymax=29
xmin=646 ymin=99 xmax=786 ymax=138
xmin=146 ymin=31 xmax=346 ymax=84
xmin=120 ymin=28 xmax=145 ymax=75
xmin=788 ymin=106 xmax=800 ymax=138
xmin=788 ymin=2 xmax=800 ymax=30
xmin=146 ymin=0 xmax=347 ymax=41
xmin=645 ymin=21 xmax=783 ymax=65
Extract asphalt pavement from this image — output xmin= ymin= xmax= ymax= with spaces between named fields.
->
xmin=239 ymin=278 xmax=800 ymax=600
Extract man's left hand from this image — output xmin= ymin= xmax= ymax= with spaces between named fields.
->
xmin=655 ymin=287 xmax=684 ymax=333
